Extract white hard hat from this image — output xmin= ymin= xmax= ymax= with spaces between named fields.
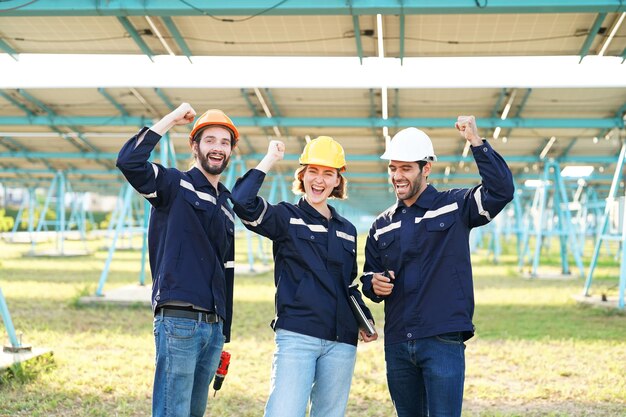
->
xmin=380 ymin=127 xmax=437 ymax=162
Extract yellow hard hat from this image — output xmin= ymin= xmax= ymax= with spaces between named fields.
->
xmin=299 ymin=136 xmax=346 ymax=172
xmin=189 ymin=109 xmax=239 ymax=145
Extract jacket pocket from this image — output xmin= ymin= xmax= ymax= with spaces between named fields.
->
xmin=182 ymin=189 xmax=211 ymax=211
xmin=377 ymin=232 xmax=398 ymax=270
xmin=425 ymin=214 xmax=455 ymax=232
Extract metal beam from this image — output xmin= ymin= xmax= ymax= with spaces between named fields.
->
xmin=597 ymin=100 xmax=626 ymax=138
xmin=0 ymin=151 xmax=119 ymax=160
xmin=117 ymin=17 xmax=155 ymax=61
xmin=17 ymin=89 xmax=54 ymax=115
xmin=240 ymin=88 xmax=265 ymax=152
xmin=368 ymin=88 xmax=380 ymax=138
xmin=487 ymin=88 xmax=508 ymax=140
xmin=0 ymin=167 xmax=118 ymax=175
xmin=2 ymin=1 xmax=622 ymax=16
xmin=559 ymin=137 xmax=579 ymax=158
xmin=578 ymin=13 xmax=607 ymax=62
xmin=154 ymin=88 xmax=175 ymax=110
xmin=399 ymin=11 xmax=406 ymax=65
xmin=98 ymin=88 xmax=129 ymax=116
xmin=264 ymin=88 xmax=289 ymax=137
xmin=161 ymin=16 xmax=193 ymax=61
xmin=0 ymin=39 xmax=18 ymax=61
xmin=501 ymin=88 xmax=533 ymax=139
xmin=0 ymin=90 xmax=33 ymax=115
xmin=351 ymin=14 xmax=364 ymax=64
xmin=1 ymin=151 xmax=620 ymax=165
xmin=16 ymin=89 xmax=105 ymax=155
xmin=0 ymin=115 xmax=621 ymax=129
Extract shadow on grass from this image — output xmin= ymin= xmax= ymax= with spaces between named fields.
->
xmin=0 ymin=352 xmax=56 ymax=386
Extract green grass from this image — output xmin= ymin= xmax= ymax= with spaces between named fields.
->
xmin=0 ymin=235 xmax=625 ymax=416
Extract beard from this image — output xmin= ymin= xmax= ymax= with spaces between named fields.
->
xmin=394 ymin=175 xmax=423 ymax=203
xmin=198 ymin=151 xmax=230 ymax=175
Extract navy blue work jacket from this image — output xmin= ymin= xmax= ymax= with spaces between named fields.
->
xmin=231 ymin=169 xmax=372 ymax=346
xmin=361 ymin=141 xmax=514 ymax=345
xmin=116 ymin=127 xmax=235 ymax=342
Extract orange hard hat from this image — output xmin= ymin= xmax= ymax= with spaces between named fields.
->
xmin=189 ymin=109 xmax=239 ymax=145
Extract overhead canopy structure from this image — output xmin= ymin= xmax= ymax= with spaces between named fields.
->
xmin=0 ymin=1 xmax=625 ymax=214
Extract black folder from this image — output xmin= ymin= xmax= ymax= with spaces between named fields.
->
xmin=348 ymin=293 xmax=376 ymax=337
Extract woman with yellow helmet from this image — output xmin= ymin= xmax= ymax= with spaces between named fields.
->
xmin=231 ymin=137 xmax=378 ymax=417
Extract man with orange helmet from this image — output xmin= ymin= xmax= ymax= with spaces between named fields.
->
xmin=116 ymin=103 xmax=238 ymax=417
xmin=230 ymin=137 xmax=378 ymax=417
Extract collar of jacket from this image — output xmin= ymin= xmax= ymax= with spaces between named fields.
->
xmin=389 ymin=183 xmax=438 ymax=214
xmin=297 ymin=196 xmax=347 ymax=225
xmin=186 ymin=166 xmax=231 ymax=196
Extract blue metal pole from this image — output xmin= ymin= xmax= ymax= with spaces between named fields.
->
xmin=493 ymin=219 xmax=501 ymax=264
xmin=583 ymin=142 xmax=626 ymax=295
xmin=96 ymin=184 xmax=133 ymax=296
xmin=27 ymin=188 xmax=35 ymax=242
xmin=552 ymin=162 xmax=585 ymax=277
xmin=160 ymin=134 xmax=170 ymax=168
xmin=268 ymin=175 xmax=279 ymax=203
xmin=513 ymin=189 xmax=524 ymax=262
xmin=57 ymin=172 xmax=66 ymax=254
xmin=619 ymin=192 xmax=626 ymax=310
xmin=531 ymin=170 xmax=549 ymax=277
xmin=0 ymin=287 xmax=20 ymax=348
xmin=35 ymin=174 xmax=57 ymax=233
xmin=139 ymin=199 xmax=150 ymax=286
xmin=10 ymin=191 xmax=27 ymax=236
xmin=550 ymin=162 xmax=570 ymax=274
xmin=518 ymin=196 xmax=533 ymax=272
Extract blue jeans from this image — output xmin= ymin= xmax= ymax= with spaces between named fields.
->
xmin=385 ymin=332 xmax=466 ymax=417
xmin=264 ymin=329 xmax=357 ymax=417
xmin=153 ymin=315 xmax=225 ymax=417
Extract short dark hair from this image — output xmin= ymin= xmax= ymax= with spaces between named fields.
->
xmin=292 ymin=165 xmax=347 ymax=199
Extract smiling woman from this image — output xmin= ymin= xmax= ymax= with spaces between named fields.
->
xmin=229 ymin=136 xmax=378 ymax=417
xmin=1 ymin=54 xmax=626 ymax=89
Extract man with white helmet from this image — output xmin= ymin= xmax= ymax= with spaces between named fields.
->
xmin=360 ymin=116 xmax=514 ymax=417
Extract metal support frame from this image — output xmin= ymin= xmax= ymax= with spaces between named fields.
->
xmin=9 ymin=187 xmax=35 ymax=243
xmin=161 ymin=16 xmax=193 ymax=61
xmin=0 ymin=38 xmax=18 ymax=61
xmin=518 ymin=160 xmax=585 ymax=278
xmin=0 ymin=286 xmax=27 ymax=351
xmin=578 ymin=13 xmax=607 ymax=62
xmin=3 ymin=1 xmax=622 ymax=16
xmin=223 ymin=158 xmax=266 ymax=272
xmin=96 ymin=183 xmax=134 ymax=296
xmin=583 ymin=142 xmax=626 ymax=309
xmin=29 ymin=171 xmax=88 ymax=256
